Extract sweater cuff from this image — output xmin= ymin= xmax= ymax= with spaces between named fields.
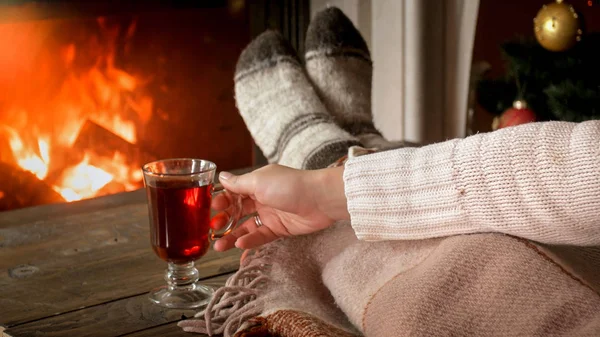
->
xmin=343 ymin=140 xmax=467 ymax=241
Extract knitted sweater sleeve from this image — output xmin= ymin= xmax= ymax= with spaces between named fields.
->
xmin=343 ymin=121 xmax=600 ymax=245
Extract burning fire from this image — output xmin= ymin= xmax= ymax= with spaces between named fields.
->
xmin=56 ymin=155 xmax=114 ymax=202
xmin=0 ymin=17 xmax=153 ymax=203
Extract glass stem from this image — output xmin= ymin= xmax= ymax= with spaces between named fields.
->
xmin=165 ymin=261 xmax=199 ymax=291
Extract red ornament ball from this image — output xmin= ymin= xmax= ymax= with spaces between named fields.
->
xmin=492 ymin=100 xmax=537 ymax=130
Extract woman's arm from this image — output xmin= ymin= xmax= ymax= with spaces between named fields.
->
xmin=342 ymin=120 xmax=600 ymax=245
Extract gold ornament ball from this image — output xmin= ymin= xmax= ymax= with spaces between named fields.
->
xmin=533 ymin=0 xmax=582 ymax=52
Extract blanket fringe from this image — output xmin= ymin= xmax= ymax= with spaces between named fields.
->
xmin=180 ymin=247 xmax=274 ymax=336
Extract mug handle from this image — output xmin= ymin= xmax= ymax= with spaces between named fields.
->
xmin=209 ymin=183 xmax=243 ymax=240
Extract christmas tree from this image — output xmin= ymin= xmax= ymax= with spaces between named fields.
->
xmin=476 ymin=1 xmax=600 ymax=127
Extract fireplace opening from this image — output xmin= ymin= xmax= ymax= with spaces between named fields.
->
xmin=0 ymin=1 xmax=261 ymax=211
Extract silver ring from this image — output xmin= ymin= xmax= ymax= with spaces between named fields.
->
xmin=254 ymin=215 xmax=264 ymax=228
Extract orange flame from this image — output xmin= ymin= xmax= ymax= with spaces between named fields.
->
xmin=3 ymin=127 xmax=50 ymax=180
xmin=0 ymin=17 xmax=152 ymax=205
xmin=54 ymin=154 xmax=114 ymax=202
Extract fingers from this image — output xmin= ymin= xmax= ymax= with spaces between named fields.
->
xmin=211 ymin=193 xmax=258 ymax=232
xmin=235 ymin=224 xmax=279 ymax=250
xmin=213 ymin=217 xmax=254 ymax=251
xmin=212 ymin=214 xmax=281 ymax=251
xmin=218 ymin=171 xmax=257 ymax=196
xmin=212 ymin=193 xmax=257 ymax=214
xmin=210 ymin=198 xmax=257 ymax=231
xmin=209 ymin=211 xmax=230 ymax=230
xmin=211 ymin=192 xmax=230 ymax=211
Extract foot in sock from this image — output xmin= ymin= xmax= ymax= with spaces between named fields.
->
xmin=305 ymin=7 xmax=405 ymax=150
xmin=234 ymin=30 xmax=360 ymax=170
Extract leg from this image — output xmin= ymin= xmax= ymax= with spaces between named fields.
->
xmin=305 ymin=7 xmax=405 ymax=150
xmin=234 ymin=30 xmax=360 ymax=170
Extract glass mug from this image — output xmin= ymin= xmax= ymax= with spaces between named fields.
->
xmin=142 ymin=158 xmax=242 ymax=309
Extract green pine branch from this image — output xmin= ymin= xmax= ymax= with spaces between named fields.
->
xmin=475 ymin=33 xmax=600 ymax=122
xmin=545 ymin=81 xmax=600 ymax=122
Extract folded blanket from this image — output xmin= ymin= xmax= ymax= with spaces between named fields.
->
xmin=179 ymin=220 xmax=600 ymax=336
xmin=177 ymin=143 xmax=600 ymax=336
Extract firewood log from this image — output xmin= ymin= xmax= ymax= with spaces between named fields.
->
xmin=0 ymin=162 xmax=65 ymax=211
xmin=73 ymin=120 xmax=156 ymax=167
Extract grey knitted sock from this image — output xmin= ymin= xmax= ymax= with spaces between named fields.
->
xmin=305 ymin=7 xmax=402 ymax=150
xmin=234 ymin=30 xmax=360 ymax=170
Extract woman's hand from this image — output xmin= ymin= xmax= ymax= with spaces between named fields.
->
xmin=211 ymin=164 xmax=349 ymax=251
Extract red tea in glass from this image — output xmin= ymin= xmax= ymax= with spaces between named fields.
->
xmin=147 ymin=182 xmax=212 ymax=263
xmin=142 ymin=158 xmax=241 ymax=309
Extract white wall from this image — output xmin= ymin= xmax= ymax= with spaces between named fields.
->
xmin=310 ymin=0 xmax=479 ymax=144
xmin=371 ymin=0 xmax=405 ymax=142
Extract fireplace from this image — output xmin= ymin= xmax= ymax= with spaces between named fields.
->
xmin=0 ymin=0 xmax=309 ymax=212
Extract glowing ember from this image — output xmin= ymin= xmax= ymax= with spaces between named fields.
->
xmin=54 ymin=155 xmax=114 ymax=201
xmin=0 ymin=17 xmax=151 ymax=204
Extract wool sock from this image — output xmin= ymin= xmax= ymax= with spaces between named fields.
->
xmin=305 ymin=7 xmax=403 ymax=150
xmin=234 ymin=30 xmax=360 ymax=170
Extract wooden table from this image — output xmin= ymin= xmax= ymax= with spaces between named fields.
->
xmin=0 ymin=186 xmax=244 ymax=337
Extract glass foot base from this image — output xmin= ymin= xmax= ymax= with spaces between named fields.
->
xmin=148 ymin=283 xmax=215 ymax=309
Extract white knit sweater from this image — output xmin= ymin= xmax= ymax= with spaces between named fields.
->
xmin=343 ymin=121 xmax=600 ymax=246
